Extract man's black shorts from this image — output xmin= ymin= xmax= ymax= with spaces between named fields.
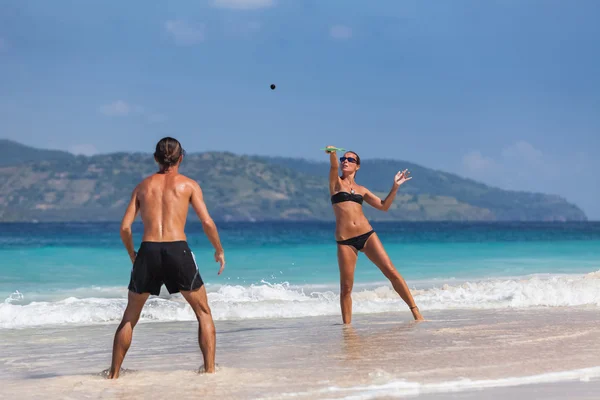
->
xmin=128 ymin=241 xmax=203 ymax=296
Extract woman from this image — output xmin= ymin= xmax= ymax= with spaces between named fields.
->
xmin=325 ymin=146 xmax=424 ymax=323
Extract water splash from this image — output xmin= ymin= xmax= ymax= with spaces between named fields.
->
xmin=4 ymin=290 xmax=24 ymax=304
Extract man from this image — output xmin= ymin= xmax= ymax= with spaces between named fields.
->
xmin=108 ymin=137 xmax=225 ymax=379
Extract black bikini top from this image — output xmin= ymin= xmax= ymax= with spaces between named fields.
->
xmin=331 ymin=191 xmax=363 ymax=205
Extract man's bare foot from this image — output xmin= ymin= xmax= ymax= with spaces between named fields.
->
xmin=103 ymin=367 xmax=132 ymax=379
xmin=410 ymin=306 xmax=425 ymax=321
xmin=107 ymin=368 xmax=119 ymax=379
xmin=198 ymin=364 xmax=218 ymax=374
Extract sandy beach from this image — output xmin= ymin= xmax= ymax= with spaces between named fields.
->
xmin=1 ymin=307 xmax=599 ymax=399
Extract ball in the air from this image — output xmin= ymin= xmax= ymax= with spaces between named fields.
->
xmin=270 ymin=84 xmax=276 ymax=90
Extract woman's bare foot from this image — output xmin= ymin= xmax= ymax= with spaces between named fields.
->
xmin=410 ymin=306 xmax=425 ymax=321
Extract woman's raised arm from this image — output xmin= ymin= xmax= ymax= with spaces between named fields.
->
xmin=325 ymin=146 xmax=340 ymax=194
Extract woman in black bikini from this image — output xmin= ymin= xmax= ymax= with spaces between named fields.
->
xmin=325 ymin=146 xmax=424 ymax=323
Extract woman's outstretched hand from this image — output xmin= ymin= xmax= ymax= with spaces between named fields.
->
xmin=394 ymin=169 xmax=412 ymax=188
xmin=325 ymin=146 xmax=337 ymax=154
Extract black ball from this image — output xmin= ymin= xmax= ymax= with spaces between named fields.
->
xmin=270 ymin=84 xmax=276 ymax=90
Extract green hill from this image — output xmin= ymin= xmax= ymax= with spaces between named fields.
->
xmin=0 ymin=141 xmax=587 ymax=222
xmin=254 ymin=156 xmax=584 ymax=221
xmin=0 ymin=139 xmax=75 ymax=167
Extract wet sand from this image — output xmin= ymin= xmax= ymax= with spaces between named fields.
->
xmin=1 ymin=307 xmax=599 ymax=399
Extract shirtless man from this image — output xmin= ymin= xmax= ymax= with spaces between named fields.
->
xmin=108 ymin=137 xmax=225 ymax=379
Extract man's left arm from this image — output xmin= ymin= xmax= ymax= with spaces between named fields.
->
xmin=120 ymin=187 xmax=140 ymax=264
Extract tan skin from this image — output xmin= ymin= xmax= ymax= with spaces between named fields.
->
xmin=326 ymin=146 xmax=424 ymax=323
xmin=108 ymin=154 xmax=225 ymax=379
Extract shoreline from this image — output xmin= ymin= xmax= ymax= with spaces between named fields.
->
xmin=1 ymin=308 xmax=599 ymax=399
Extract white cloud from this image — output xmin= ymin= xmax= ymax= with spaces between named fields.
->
xmin=463 ymin=141 xmax=546 ymax=174
xmin=330 ymin=25 xmax=353 ymax=40
xmin=98 ymin=100 xmax=168 ymax=124
xmin=212 ymin=0 xmax=274 ymax=10
xmin=69 ymin=144 xmax=98 ymax=156
xmin=501 ymin=140 xmax=544 ymax=166
xmin=462 ymin=150 xmax=495 ymax=172
xmin=165 ymin=20 xmax=205 ymax=46
xmin=98 ymin=100 xmax=143 ymax=117
xmin=459 ymin=142 xmax=593 ymax=218
xmin=459 ymin=140 xmax=560 ymax=191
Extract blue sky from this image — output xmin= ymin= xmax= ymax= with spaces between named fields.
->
xmin=1 ymin=0 xmax=599 ymax=218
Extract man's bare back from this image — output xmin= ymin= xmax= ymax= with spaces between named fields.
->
xmin=127 ymin=172 xmax=212 ymax=242
xmin=120 ymin=167 xmax=224 ymax=271
xmin=108 ymin=137 xmax=224 ymax=379
xmin=136 ymin=172 xmax=193 ymax=242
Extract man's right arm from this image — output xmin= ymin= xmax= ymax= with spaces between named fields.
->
xmin=120 ymin=186 xmax=140 ymax=264
xmin=190 ymin=180 xmax=225 ymax=274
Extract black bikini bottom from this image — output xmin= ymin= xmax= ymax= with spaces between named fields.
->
xmin=336 ymin=230 xmax=375 ymax=251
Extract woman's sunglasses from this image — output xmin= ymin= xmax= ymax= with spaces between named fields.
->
xmin=340 ymin=157 xmax=357 ymax=164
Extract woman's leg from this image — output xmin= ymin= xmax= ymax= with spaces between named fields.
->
xmin=362 ymin=233 xmax=424 ymax=321
xmin=337 ymin=244 xmax=359 ymax=324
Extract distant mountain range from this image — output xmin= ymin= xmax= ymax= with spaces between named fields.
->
xmin=0 ymin=139 xmax=587 ymax=222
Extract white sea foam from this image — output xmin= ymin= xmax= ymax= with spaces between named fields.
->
xmin=1 ymin=271 xmax=599 ymax=329
xmin=269 ymin=366 xmax=600 ymax=399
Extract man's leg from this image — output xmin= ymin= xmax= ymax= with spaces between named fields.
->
xmin=108 ymin=291 xmax=149 ymax=379
xmin=180 ymin=286 xmax=216 ymax=373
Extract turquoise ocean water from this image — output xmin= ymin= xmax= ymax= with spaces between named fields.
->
xmin=1 ymin=221 xmax=599 ymax=329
